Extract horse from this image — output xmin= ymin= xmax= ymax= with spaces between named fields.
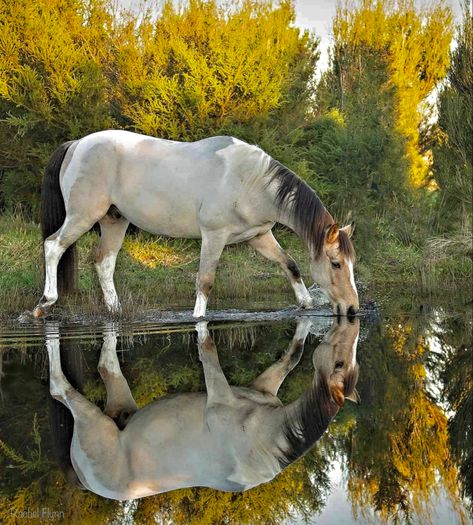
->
xmin=46 ymin=317 xmax=360 ymax=500
xmin=33 ymin=131 xmax=359 ymax=318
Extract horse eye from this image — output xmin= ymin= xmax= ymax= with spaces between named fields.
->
xmin=331 ymin=261 xmax=341 ymax=269
xmin=335 ymin=360 xmax=344 ymax=369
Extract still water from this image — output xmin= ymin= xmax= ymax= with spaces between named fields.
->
xmin=0 ymin=303 xmax=471 ymax=525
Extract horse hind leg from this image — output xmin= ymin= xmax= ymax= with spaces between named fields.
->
xmin=33 ymin=234 xmax=68 ymax=317
xmin=97 ymin=327 xmax=137 ymax=429
xmin=46 ymin=330 xmax=105 ymax=423
xmin=95 ymin=212 xmax=129 ymax=312
xmin=34 ymin=214 xmax=108 ymax=317
xmin=46 ymin=330 xmax=124 ymax=495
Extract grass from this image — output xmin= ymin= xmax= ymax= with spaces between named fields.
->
xmin=0 ymin=213 xmax=471 ymax=320
xmin=0 ymin=214 xmax=312 ymax=320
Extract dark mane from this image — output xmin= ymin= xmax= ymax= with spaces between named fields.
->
xmin=268 ymin=159 xmax=331 ymax=257
xmin=278 ymin=367 xmax=359 ymax=468
xmin=267 ymin=159 xmax=355 ymax=259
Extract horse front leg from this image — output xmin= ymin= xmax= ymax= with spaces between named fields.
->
xmin=248 ymin=230 xmax=313 ymax=309
xmin=193 ymin=232 xmax=227 ymax=318
xmin=251 ymin=317 xmax=311 ymax=395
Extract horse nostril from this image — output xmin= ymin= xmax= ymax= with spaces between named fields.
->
xmin=347 ymin=305 xmax=357 ymax=317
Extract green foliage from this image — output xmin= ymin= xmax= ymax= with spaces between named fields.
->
xmin=331 ymin=0 xmax=453 ymax=187
xmin=432 ymin=6 xmax=473 ymax=234
xmin=302 ymin=0 xmax=469 ymax=290
xmin=0 ymin=0 xmax=316 ymax=214
xmin=0 ymin=414 xmax=47 ymax=474
xmin=422 ymin=5 xmax=473 ymax=288
xmin=311 ymin=43 xmax=412 ymax=258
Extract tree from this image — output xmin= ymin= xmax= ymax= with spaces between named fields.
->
xmin=330 ymin=0 xmax=453 ymax=188
xmin=0 ymin=0 xmax=317 ymax=215
xmin=432 ymin=4 xmax=473 ymax=233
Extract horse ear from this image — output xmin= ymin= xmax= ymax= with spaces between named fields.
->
xmin=345 ymin=388 xmax=360 ymax=404
xmin=325 ymin=223 xmax=339 ymax=245
xmin=330 ymin=384 xmax=345 ymax=407
xmin=340 ymin=221 xmax=355 ymax=239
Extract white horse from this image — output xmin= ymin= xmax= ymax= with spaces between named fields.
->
xmin=47 ymin=318 xmax=360 ymax=500
xmin=34 ymin=131 xmax=358 ymax=318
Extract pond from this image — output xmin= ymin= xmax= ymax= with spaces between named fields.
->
xmin=0 ymin=301 xmax=471 ymax=525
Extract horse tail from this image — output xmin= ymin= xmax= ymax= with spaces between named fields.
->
xmin=40 ymin=141 xmax=77 ymax=293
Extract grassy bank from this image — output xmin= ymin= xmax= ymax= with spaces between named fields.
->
xmin=0 ymin=214 xmax=471 ymax=320
xmin=0 ymin=214 xmax=312 ymax=319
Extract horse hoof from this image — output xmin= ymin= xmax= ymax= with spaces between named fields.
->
xmin=33 ymin=306 xmax=48 ymax=318
xmin=299 ymin=300 xmax=314 ymax=310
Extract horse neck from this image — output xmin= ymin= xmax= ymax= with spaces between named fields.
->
xmin=276 ymin=375 xmax=338 ymax=467
xmin=265 ymin=161 xmax=334 ymax=255
xmin=276 ymin=207 xmax=332 ymax=251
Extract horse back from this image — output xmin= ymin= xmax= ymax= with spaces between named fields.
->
xmin=60 ymin=130 xmax=273 ymax=238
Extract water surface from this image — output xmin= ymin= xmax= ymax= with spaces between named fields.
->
xmin=0 ymin=302 xmax=471 ymax=524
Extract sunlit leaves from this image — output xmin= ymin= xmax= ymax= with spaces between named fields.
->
xmin=332 ymin=0 xmax=453 ymax=187
xmin=346 ymin=318 xmax=466 ymax=523
xmin=0 ymin=0 xmax=314 ymax=213
xmin=115 ymin=0 xmax=306 ymax=139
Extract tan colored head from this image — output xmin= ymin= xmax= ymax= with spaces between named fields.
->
xmin=312 ymin=316 xmax=360 ymax=407
xmin=310 ymin=222 xmax=359 ymax=316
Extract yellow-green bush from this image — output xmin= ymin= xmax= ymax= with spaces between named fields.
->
xmin=0 ymin=0 xmax=315 ymax=213
xmin=331 ymin=0 xmax=453 ymax=188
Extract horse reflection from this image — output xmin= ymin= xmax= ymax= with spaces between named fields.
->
xmin=46 ymin=318 xmax=360 ymax=500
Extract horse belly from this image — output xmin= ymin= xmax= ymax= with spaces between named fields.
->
xmin=116 ymin=195 xmax=202 ymax=238
xmin=113 ymin=173 xmax=203 ymax=238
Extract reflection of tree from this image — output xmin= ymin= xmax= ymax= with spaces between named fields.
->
xmin=3 ymin=315 xmax=468 ymax=524
xmin=437 ymin=312 xmax=473 ymax=516
xmin=133 ymin=451 xmax=329 ymax=525
xmin=343 ymin=316 xmax=466 ymax=524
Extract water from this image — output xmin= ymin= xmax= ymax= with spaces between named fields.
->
xmin=0 ymin=303 xmax=471 ymax=525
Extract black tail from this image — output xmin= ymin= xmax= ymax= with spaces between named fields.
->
xmin=41 ymin=141 xmax=77 ymax=294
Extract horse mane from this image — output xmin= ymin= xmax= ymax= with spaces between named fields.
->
xmin=267 ymin=159 xmax=355 ymax=260
xmin=278 ymin=367 xmax=359 ymax=468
